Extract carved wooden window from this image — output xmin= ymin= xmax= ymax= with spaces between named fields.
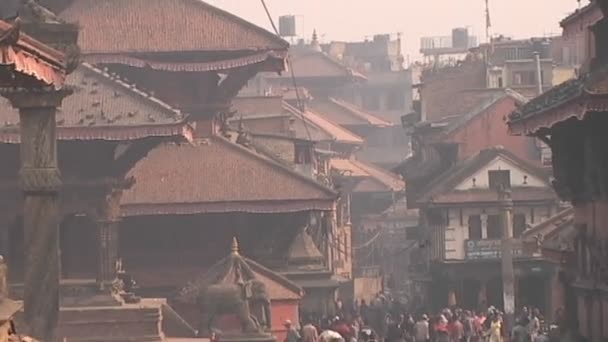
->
xmin=513 ymin=213 xmax=527 ymax=238
xmin=468 ymin=215 xmax=482 ymax=240
xmin=487 ymin=214 xmax=501 ymax=239
xmin=489 ymin=170 xmax=511 ymax=190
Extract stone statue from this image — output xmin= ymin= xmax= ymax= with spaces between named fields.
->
xmin=196 ymin=279 xmax=270 ymax=337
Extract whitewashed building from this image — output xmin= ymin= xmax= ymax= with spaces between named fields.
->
xmin=416 ymin=146 xmax=561 ymax=312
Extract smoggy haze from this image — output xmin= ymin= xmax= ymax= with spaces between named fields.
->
xmin=208 ymin=0 xmax=580 ymax=60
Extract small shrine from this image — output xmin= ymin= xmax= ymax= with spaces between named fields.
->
xmin=175 ymin=238 xmax=302 ymax=342
xmin=282 ymin=227 xmax=343 ymax=318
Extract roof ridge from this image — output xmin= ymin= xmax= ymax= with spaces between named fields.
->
xmin=188 ymin=0 xmax=288 ymax=50
xmin=243 ymin=256 xmax=304 ymax=296
xmin=418 ymin=147 xmax=547 ymax=204
xmin=328 ymin=97 xmax=392 ymax=126
xmin=283 ymin=101 xmax=364 ymax=144
xmin=444 ymin=90 xmax=520 ymax=137
xmin=214 ymin=135 xmax=338 ymax=197
xmin=522 ymin=207 xmax=574 ymax=241
xmin=291 ymin=49 xmax=367 ymax=80
xmin=80 ymin=63 xmax=185 ymax=121
xmin=349 ymin=158 xmax=404 ymax=190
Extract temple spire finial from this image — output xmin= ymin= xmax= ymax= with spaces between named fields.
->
xmin=310 ymin=29 xmax=322 ymax=52
xmin=231 ymin=237 xmax=239 ymax=255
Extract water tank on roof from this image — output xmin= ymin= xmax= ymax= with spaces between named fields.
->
xmin=279 ymin=15 xmax=297 ymax=37
xmin=373 ymin=34 xmax=391 ymax=43
xmin=452 ymin=28 xmax=469 ymax=49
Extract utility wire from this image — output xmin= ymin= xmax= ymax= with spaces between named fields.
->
xmin=259 ymin=0 xmax=313 ymax=142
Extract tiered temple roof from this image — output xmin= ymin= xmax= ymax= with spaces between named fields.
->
xmin=121 ymin=135 xmax=338 ymax=216
xmin=58 ymin=0 xmax=288 ymax=72
xmin=176 ymin=238 xmax=303 ymax=305
xmin=0 ymin=63 xmax=189 ymax=142
xmin=508 ymin=65 xmax=608 ymax=135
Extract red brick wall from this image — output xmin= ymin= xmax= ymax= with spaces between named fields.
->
xmin=271 ymin=300 xmax=300 ymax=342
xmin=446 ymin=96 xmax=540 ymax=163
xmin=420 ymin=62 xmax=487 ymax=122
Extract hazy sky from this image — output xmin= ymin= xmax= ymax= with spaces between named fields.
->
xmin=209 ymin=0 xmax=581 ymax=60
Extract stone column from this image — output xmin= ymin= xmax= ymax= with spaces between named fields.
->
xmin=3 ymin=89 xmax=70 ymax=342
xmin=499 ymin=188 xmax=515 ymax=335
xmin=481 ymin=214 xmax=488 ymax=239
xmin=0 ymin=217 xmax=12 ymax=259
xmin=95 ymin=190 xmax=122 ymax=290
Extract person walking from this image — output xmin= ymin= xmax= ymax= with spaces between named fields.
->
xmin=285 ymin=320 xmax=301 ymax=342
xmin=413 ymin=315 xmax=430 ymax=342
xmin=303 ymin=320 xmax=319 ymax=342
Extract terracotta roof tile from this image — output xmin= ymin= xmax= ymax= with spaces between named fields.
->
xmin=283 ymin=102 xmax=363 ymax=144
xmin=330 ymin=157 xmax=405 ymax=192
xmin=509 ymin=66 xmax=608 ymax=135
xmin=522 ymin=207 xmax=574 ymax=245
xmin=273 ymin=49 xmax=365 ymax=80
xmin=0 ymin=19 xmax=66 ymax=87
xmin=330 ymin=158 xmax=370 ymax=177
xmin=0 ymin=63 xmax=187 ymax=142
xmin=309 ymin=98 xmax=391 ymax=127
xmin=287 ymin=228 xmax=324 ymax=264
xmin=233 ymin=96 xmax=284 ymax=118
xmin=176 ymin=240 xmax=302 ymax=303
xmin=59 ymin=0 xmax=288 ymax=54
xmin=121 ymin=136 xmax=337 ymax=216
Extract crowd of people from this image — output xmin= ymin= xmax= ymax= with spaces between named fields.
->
xmin=286 ymin=293 xmax=558 ymax=342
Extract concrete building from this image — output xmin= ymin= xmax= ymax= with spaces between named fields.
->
xmin=416 ymin=147 xmax=560 ymax=311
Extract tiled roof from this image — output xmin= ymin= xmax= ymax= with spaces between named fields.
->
xmin=283 ymin=102 xmax=363 ymax=144
xmin=560 ymin=1 xmax=599 ymax=27
xmin=0 ymin=63 xmax=187 ymax=142
xmin=287 ymin=228 xmax=324 ymax=265
xmin=0 ymin=19 xmax=66 ymax=87
xmin=59 ymin=0 xmax=288 ymax=54
xmin=276 ymin=48 xmax=366 ymax=80
xmin=121 ymin=136 xmax=337 ymax=216
xmin=522 ymin=207 xmax=574 ymax=241
xmin=176 ymin=239 xmax=303 ymax=303
xmin=308 ymin=98 xmax=391 ymax=127
xmin=522 ymin=207 xmax=575 ymax=252
xmin=330 ymin=157 xmax=405 ymax=192
xmin=508 ymin=65 xmax=608 ymax=134
xmin=417 ymin=146 xmax=552 ymax=204
xmin=441 ymin=89 xmax=527 ymax=137
xmin=233 ymin=96 xmax=284 ymax=118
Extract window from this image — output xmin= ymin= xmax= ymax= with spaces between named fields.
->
xmin=487 ymin=215 xmax=501 ymax=239
xmin=512 ymin=71 xmax=536 ymax=86
xmin=468 ymin=215 xmax=482 ymax=240
xmin=488 ymin=170 xmax=511 ymax=190
xmin=513 ymin=214 xmax=527 ymax=238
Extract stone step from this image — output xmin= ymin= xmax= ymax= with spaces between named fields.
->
xmin=13 ymin=300 xmax=166 ymax=342
xmin=56 ymin=306 xmax=163 ymax=342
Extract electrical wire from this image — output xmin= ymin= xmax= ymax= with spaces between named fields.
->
xmin=259 ymin=0 xmax=313 ymax=142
